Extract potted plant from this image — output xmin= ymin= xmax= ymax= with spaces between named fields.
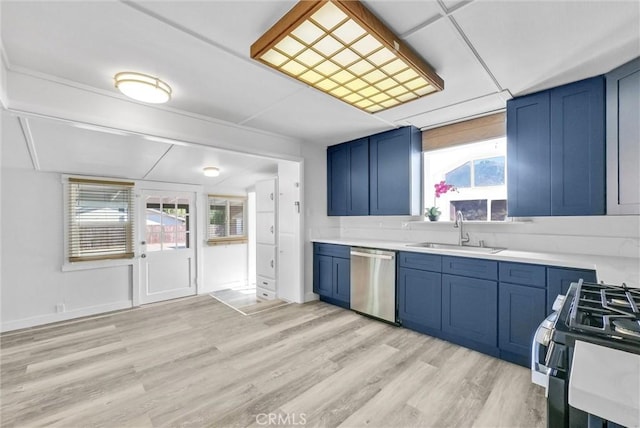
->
xmin=426 ymin=180 xmax=456 ymax=221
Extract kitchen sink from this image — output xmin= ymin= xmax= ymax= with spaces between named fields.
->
xmin=405 ymin=242 xmax=505 ymax=254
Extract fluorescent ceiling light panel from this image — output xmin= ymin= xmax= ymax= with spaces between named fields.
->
xmin=250 ymin=0 xmax=444 ymax=113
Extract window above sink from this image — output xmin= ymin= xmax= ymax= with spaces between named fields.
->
xmin=424 ymin=137 xmax=507 ymax=222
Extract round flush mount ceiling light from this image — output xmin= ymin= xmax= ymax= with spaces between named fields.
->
xmin=114 ymin=71 xmax=172 ymax=104
xmin=203 ymin=167 xmax=220 ymax=177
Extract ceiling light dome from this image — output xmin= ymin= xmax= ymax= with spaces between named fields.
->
xmin=203 ymin=167 xmax=220 ymax=177
xmin=114 ymin=71 xmax=172 ymax=104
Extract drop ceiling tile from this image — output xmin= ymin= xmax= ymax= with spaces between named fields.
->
xmin=441 ymin=0 xmax=473 ymax=13
xmin=451 ymin=0 xmax=640 ymax=95
xmin=375 ymin=18 xmax=498 ymax=122
xmin=362 ymin=0 xmax=443 ymax=36
xmin=243 ymin=87 xmax=392 ymax=145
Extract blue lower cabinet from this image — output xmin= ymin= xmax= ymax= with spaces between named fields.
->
xmin=547 ymin=267 xmax=597 ymax=314
xmin=313 ymin=244 xmax=350 ymax=309
xmin=334 ymin=257 xmax=351 ymax=304
xmin=398 ymin=267 xmax=441 ymax=334
xmin=442 ymin=274 xmax=498 ymax=353
xmin=499 ymin=282 xmax=546 ymax=367
xmin=313 ymin=254 xmax=333 ymax=296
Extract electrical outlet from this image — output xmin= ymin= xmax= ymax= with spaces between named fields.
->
xmin=56 ymin=303 xmax=65 ymax=313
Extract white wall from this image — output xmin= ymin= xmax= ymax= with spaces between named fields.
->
xmin=201 ymin=243 xmax=248 ymax=293
xmin=300 ymin=142 xmax=340 ymax=301
xmin=1 ymin=168 xmax=132 ymax=331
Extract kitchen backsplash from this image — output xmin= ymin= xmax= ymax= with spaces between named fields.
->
xmin=331 ymin=215 xmax=639 ymax=259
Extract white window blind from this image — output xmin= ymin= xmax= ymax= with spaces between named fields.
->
xmin=207 ymin=195 xmax=246 ymax=243
xmin=67 ymin=178 xmax=135 ymax=262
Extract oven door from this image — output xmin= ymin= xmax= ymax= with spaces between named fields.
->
xmin=531 ymin=312 xmax=557 ymax=392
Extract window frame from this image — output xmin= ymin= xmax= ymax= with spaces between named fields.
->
xmin=65 ymin=177 xmax=136 ymax=263
xmin=206 ymin=194 xmax=248 ymax=245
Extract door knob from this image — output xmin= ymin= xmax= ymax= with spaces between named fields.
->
xmin=141 ymin=241 xmax=146 ymax=245
xmin=141 ymin=254 xmax=147 ymax=258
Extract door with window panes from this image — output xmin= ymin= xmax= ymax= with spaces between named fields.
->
xmin=139 ymin=190 xmax=196 ymax=304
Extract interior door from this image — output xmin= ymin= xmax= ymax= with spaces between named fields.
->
xmin=139 ymin=190 xmax=196 ymax=304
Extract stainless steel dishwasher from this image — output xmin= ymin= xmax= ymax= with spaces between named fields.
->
xmin=350 ymin=247 xmax=397 ymax=323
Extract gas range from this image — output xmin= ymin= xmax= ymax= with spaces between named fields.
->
xmin=544 ymin=280 xmax=640 ymax=428
xmin=551 ymin=280 xmax=640 ymax=355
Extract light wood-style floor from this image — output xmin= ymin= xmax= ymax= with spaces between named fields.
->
xmin=1 ymin=296 xmax=546 ymax=427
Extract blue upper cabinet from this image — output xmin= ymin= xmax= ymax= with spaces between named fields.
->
xmin=507 ymin=92 xmax=551 ymax=217
xmin=369 ymin=127 xmax=422 ymax=216
xmin=327 ymin=126 xmax=421 ymax=216
xmin=327 ymin=137 xmax=369 ymax=216
xmin=507 ymin=76 xmax=605 ymax=217
xmin=327 ymin=143 xmax=349 ymax=216
xmin=550 ymin=77 xmax=605 ymax=215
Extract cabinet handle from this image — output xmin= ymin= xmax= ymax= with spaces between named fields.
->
xmin=270 ymin=193 xmax=274 ymax=200
xmin=270 ymin=225 xmax=274 ymax=234
xmin=270 ymin=260 xmax=274 ymax=268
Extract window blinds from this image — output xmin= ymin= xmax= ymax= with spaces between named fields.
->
xmin=207 ymin=195 xmax=246 ymax=242
xmin=67 ymin=178 xmax=135 ymax=262
xmin=422 ymin=112 xmax=505 ymax=151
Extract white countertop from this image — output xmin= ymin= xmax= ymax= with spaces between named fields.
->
xmin=312 ymin=238 xmax=640 ymax=288
xmin=569 ymin=340 xmax=640 ymax=427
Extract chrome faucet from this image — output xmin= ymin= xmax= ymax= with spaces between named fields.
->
xmin=453 ymin=210 xmax=470 ymax=246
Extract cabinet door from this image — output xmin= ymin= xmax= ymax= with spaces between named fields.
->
xmin=256 ymin=212 xmax=275 ymax=244
xmin=333 ymin=257 xmax=351 ymax=304
xmin=369 ymin=127 xmax=421 ymax=216
xmin=499 ymin=282 xmax=545 ymax=357
xmin=547 ymin=267 xmax=597 ymax=315
xmin=442 ymin=274 xmax=498 ymax=346
xmin=506 ymin=91 xmax=551 ymax=216
xmin=327 ymin=144 xmax=349 ymax=216
xmin=256 ymin=243 xmax=276 ymax=279
xmin=606 ymin=58 xmax=640 ymax=215
xmin=313 ymin=254 xmax=333 ymax=297
xmin=256 ymin=179 xmax=276 ymax=212
xmin=550 ymin=76 xmax=605 ymax=215
xmin=398 ymin=267 xmax=442 ymax=331
xmin=346 ymin=138 xmax=369 ymax=216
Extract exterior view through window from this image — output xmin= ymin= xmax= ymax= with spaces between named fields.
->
xmin=145 ymin=196 xmax=190 ymax=251
xmin=424 ymin=137 xmax=507 ymax=221
xmin=207 ymin=195 xmax=247 ymax=243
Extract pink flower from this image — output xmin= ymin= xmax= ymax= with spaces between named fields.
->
xmin=434 ymin=180 xmax=456 ymax=198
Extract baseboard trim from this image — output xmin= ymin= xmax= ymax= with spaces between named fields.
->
xmin=0 ymin=300 xmax=133 ymax=333
xmin=304 ymin=292 xmax=319 ymax=303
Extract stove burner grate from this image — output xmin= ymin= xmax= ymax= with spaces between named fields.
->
xmin=568 ymin=280 xmax=640 ymax=344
